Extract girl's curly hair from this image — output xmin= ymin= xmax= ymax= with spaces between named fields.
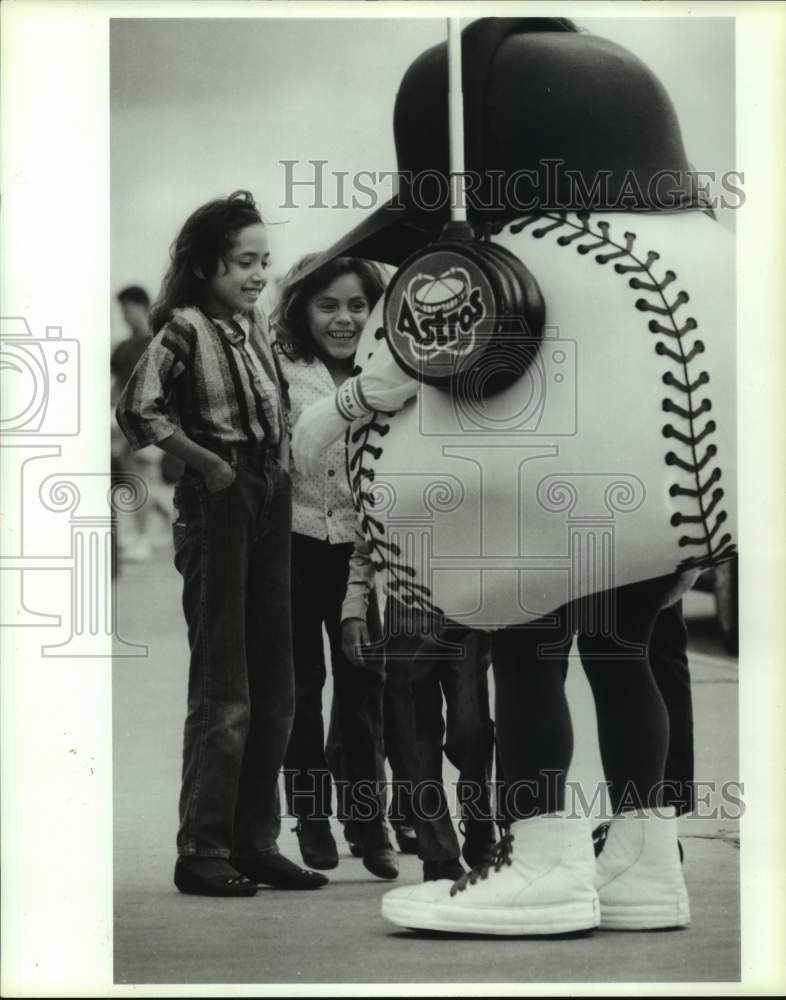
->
xmin=150 ymin=190 xmax=264 ymax=333
xmin=271 ymin=254 xmax=388 ymax=362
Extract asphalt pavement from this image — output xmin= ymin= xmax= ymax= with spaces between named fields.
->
xmin=113 ymin=542 xmax=739 ymax=987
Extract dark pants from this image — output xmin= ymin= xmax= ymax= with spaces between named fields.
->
xmin=383 ymin=653 xmax=420 ymax=831
xmin=384 ymin=602 xmax=496 ymax=862
xmin=172 ymin=451 xmax=294 ymax=858
xmin=493 ymin=575 xmax=676 ymax=820
xmin=325 ymin=590 xmax=388 ymax=835
xmin=649 ymin=601 xmax=694 ymax=814
xmin=284 ymin=534 xmax=385 ymax=831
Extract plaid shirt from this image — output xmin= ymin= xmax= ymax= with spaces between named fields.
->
xmin=116 ymin=306 xmax=284 ymax=453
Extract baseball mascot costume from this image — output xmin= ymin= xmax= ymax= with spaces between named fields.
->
xmin=293 ymin=18 xmax=736 ymax=937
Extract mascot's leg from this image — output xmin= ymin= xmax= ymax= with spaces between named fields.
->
xmin=649 ymin=602 xmax=695 ymax=817
xmin=578 ymin=577 xmax=690 ymax=930
xmin=382 ymin=611 xmax=600 ymax=936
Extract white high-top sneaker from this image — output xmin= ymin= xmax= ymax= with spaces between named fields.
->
xmin=381 ymin=812 xmax=600 ymax=936
xmin=595 ymin=806 xmax=690 ymax=930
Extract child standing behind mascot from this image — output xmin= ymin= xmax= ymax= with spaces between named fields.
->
xmin=273 ymin=255 xmax=399 ymax=881
xmin=293 ymin=18 xmax=736 ymax=936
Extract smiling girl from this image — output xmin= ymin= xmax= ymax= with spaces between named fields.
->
xmin=116 ymin=191 xmax=327 ymax=897
xmin=272 ymin=255 xmax=398 ymax=881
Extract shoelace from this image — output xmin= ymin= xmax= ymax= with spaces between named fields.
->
xmin=459 ymin=819 xmax=507 ymax=863
xmin=449 ymin=831 xmax=515 ymax=896
xmin=592 ymin=821 xmax=611 ymax=857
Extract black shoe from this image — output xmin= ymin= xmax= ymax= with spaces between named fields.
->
xmin=293 ymin=819 xmax=339 ymax=870
xmin=423 ymin=857 xmax=466 ymax=882
xmin=174 ymin=857 xmax=257 ymax=897
xmin=361 ymin=826 xmax=399 ymax=880
xmin=342 ymin=820 xmax=365 ymax=858
xmin=230 ymin=852 xmax=329 ymax=890
xmin=344 ymin=829 xmax=364 ymax=858
xmin=393 ymin=823 xmax=419 ymax=855
xmin=459 ymin=819 xmax=498 ymax=868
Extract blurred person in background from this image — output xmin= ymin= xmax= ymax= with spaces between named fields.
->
xmin=111 ymin=285 xmax=170 ymax=563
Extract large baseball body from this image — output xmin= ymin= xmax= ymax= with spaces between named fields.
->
xmin=349 ymin=210 xmax=736 ymax=629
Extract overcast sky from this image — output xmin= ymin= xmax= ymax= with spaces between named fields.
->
xmin=110 ymin=15 xmax=734 ymax=340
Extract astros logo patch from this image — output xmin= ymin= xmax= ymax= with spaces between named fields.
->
xmin=385 ymin=249 xmax=495 ymax=385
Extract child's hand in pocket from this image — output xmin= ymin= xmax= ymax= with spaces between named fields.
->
xmin=203 ymin=457 xmax=236 ymax=494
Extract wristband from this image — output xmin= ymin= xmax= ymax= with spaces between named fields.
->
xmin=335 ymin=376 xmax=371 ymax=421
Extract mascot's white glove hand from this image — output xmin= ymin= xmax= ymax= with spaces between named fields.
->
xmin=355 ymin=348 xmax=419 ymax=413
xmin=292 ymin=344 xmax=418 ymax=478
xmin=291 ymin=394 xmax=347 ymax=479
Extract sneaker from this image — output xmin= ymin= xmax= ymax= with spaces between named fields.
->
xmin=293 ymin=819 xmax=339 ymax=870
xmin=423 ymin=858 xmax=466 ymax=882
xmin=595 ymin=806 xmax=690 ymax=930
xmin=593 ymin=819 xmax=684 ymax=864
xmin=393 ymin=824 xmax=419 ymax=855
xmin=459 ymin=818 xmax=498 ymax=869
xmin=362 ymin=824 xmax=399 ymax=881
xmin=381 ymin=813 xmax=600 ymax=936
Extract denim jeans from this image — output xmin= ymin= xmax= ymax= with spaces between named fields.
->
xmin=383 ymin=601 xmax=496 ymax=862
xmin=284 ymin=533 xmax=386 ymax=832
xmin=172 ymin=448 xmax=294 ymax=858
xmin=325 ymin=589 xmax=388 ymax=836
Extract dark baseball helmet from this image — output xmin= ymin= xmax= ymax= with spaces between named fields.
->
xmin=303 ymin=17 xmax=702 ymax=271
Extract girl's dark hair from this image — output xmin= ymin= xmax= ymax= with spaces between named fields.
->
xmin=271 ymin=254 xmax=388 ymax=362
xmin=150 ymin=190 xmax=264 ymax=333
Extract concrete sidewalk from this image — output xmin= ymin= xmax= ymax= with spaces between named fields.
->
xmin=113 ymin=553 xmax=739 ymax=986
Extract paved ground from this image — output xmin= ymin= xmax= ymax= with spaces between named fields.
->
xmin=113 ymin=543 xmax=739 ymax=987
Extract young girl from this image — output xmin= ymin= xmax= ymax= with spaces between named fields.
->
xmin=272 ymin=254 xmax=399 ymax=881
xmin=116 ymin=191 xmax=327 ymax=897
